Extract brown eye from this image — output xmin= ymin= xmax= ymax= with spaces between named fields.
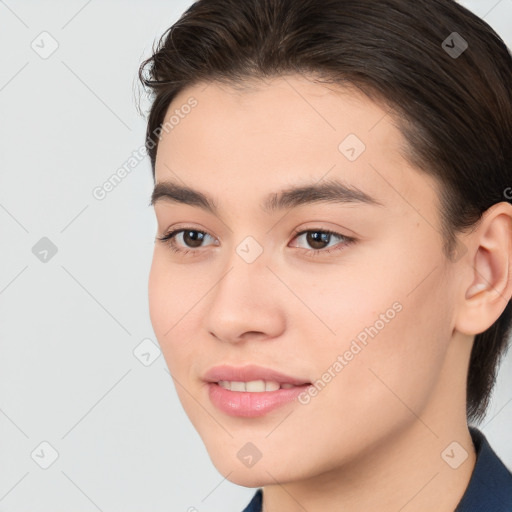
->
xmin=290 ymin=229 xmax=355 ymax=256
xmin=156 ymin=228 xmax=216 ymax=254
xmin=306 ymin=231 xmax=332 ymax=250
xmin=182 ymin=230 xmax=206 ymax=248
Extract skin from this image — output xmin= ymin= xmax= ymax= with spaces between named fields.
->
xmin=148 ymin=74 xmax=512 ymax=511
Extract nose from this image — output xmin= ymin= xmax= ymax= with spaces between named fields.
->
xmin=202 ymin=253 xmax=287 ymax=344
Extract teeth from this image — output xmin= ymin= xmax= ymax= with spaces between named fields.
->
xmin=230 ymin=381 xmax=246 ymax=392
xmin=218 ymin=380 xmax=296 ymax=392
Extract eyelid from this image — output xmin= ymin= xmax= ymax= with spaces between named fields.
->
xmin=288 ymin=227 xmax=355 ymax=253
xmin=156 ymin=226 xmax=218 ymax=251
xmin=157 ymin=224 xmax=356 ymax=259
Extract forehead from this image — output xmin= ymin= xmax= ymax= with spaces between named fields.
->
xmin=154 ymin=75 xmax=439 ymax=216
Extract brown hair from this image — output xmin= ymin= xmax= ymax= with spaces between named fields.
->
xmin=138 ymin=0 xmax=512 ymax=424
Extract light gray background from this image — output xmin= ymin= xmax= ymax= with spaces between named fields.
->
xmin=0 ymin=1 xmax=511 ymax=511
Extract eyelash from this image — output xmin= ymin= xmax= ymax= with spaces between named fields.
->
xmin=156 ymin=227 xmax=356 ymax=258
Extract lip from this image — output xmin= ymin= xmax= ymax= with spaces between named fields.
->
xmin=207 ymin=382 xmax=311 ymax=417
xmin=202 ymin=364 xmax=311 ymax=386
xmin=202 ymin=364 xmax=313 ymax=417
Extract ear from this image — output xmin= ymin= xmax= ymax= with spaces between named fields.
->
xmin=455 ymin=202 xmax=512 ymax=336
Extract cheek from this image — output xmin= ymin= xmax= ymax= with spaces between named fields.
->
xmin=148 ymin=249 xmax=203 ymax=336
xmin=148 ymin=252 xmax=198 ymax=372
xmin=314 ymin=267 xmax=454 ymax=433
xmin=148 ymin=255 xmax=172 ymax=340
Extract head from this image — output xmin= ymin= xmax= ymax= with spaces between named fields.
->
xmin=139 ymin=0 xmax=512 ymax=486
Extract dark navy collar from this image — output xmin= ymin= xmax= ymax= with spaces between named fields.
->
xmin=454 ymin=427 xmax=512 ymax=511
xmin=242 ymin=487 xmax=262 ymax=512
xmin=242 ymin=428 xmax=512 ymax=511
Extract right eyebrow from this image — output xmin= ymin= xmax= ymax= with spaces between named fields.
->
xmin=150 ymin=181 xmax=218 ymax=214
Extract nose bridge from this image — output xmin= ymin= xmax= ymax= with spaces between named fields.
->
xmin=203 ymin=237 xmax=285 ymax=342
xmin=212 ymin=239 xmax=271 ymax=311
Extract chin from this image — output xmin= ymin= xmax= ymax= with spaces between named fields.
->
xmin=218 ymin=466 xmax=276 ymax=488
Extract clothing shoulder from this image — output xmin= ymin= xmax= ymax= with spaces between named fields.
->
xmin=455 ymin=427 xmax=512 ymax=511
xmin=241 ymin=488 xmax=262 ymax=512
xmin=239 ymin=429 xmax=512 ymax=512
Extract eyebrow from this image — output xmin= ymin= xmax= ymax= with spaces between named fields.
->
xmin=150 ymin=178 xmax=383 ymax=214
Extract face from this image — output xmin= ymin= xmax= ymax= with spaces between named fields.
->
xmin=148 ymin=74 xmax=461 ymax=486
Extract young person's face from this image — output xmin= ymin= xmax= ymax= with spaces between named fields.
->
xmin=148 ymin=75 xmax=470 ymax=486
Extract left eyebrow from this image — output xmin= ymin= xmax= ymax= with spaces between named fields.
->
xmin=150 ymin=178 xmax=383 ymax=214
xmin=262 ymin=178 xmax=383 ymax=213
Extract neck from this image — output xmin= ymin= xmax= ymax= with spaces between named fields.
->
xmin=261 ymin=335 xmax=477 ymax=512
xmin=261 ymin=420 xmax=476 ymax=512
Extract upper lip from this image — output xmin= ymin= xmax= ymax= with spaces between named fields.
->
xmin=203 ymin=364 xmax=311 ymax=385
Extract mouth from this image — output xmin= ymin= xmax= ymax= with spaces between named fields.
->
xmin=202 ymin=363 xmax=311 ymax=388
xmin=215 ymin=380 xmax=309 ymax=392
xmin=206 ymin=381 xmax=312 ymax=417
xmin=202 ymin=364 xmax=313 ymax=417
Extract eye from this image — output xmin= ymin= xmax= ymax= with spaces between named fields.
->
xmin=156 ymin=227 xmax=217 ymax=254
xmin=290 ymin=229 xmax=355 ymax=255
xmin=156 ymin=226 xmax=356 ymax=258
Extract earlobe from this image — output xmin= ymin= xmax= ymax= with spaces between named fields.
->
xmin=455 ymin=203 xmax=512 ymax=335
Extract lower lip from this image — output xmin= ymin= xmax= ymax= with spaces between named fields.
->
xmin=207 ymin=382 xmax=312 ymax=417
